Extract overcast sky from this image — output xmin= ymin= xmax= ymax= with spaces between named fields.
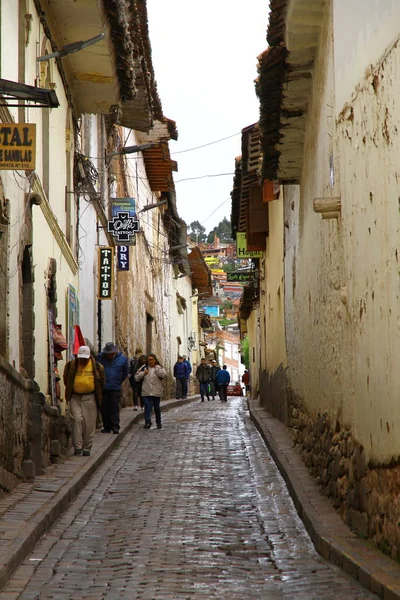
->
xmin=147 ymin=1 xmax=269 ymax=234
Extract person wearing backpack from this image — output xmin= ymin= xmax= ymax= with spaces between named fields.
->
xmin=129 ymin=347 xmax=144 ymax=410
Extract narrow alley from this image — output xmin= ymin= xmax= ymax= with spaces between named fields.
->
xmin=1 ymin=399 xmax=377 ymax=600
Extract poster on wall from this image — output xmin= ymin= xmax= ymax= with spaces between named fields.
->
xmin=47 ymin=310 xmax=57 ymax=406
xmin=0 ymin=124 xmax=36 ymax=170
xmin=98 ymin=246 xmax=114 ymax=300
xmin=66 ymin=284 xmax=79 ymax=360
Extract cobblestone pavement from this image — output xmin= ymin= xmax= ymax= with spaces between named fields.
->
xmin=1 ymin=399 xmax=377 ymax=600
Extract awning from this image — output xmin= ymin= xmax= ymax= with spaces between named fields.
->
xmin=188 ymin=247 xmax=212 ymax=297
xmin=36 ymin=0 xmax=162 ymax=131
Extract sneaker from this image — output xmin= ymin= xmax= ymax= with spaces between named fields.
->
xmin=157 ymin=424 xmax=162 ymax=429
xmin=112 ymin=429 xmax=119 ymax=434
xmin=82 ymin=450 xmax=90 ymax=457
xmin=74 ymin=449 xmax=82 ymax=456
xmin=201 ymin=399 xmax=204 ymax=402
xmin=101 ymin=429 xmax=111 ymax=433
xmin=144 ymin=423 xmax=151 ymax=429
xmin=134 ymin=406 xmax=138 ymax=411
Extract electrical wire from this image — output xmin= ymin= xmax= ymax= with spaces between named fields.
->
xmin=175 ymin=173 xmax=234 ymax=184
xmin=171 ymin=132 xmax=240 ymax=155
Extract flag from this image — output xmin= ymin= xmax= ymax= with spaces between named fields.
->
xmin=72 ymin=325 xmax=85 ymax=356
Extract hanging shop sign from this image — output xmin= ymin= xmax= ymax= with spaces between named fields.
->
xmin=108 ymin=198 xmax=139 ymax=244
xmin=98 ymin=246 xmax=114 ymax=300
xmin=117 ymin=245 xmax=129 ymax=271
xmin=0 ymin=124 xmax=36 ymax=170
xmin=227 ymin=271 xmax=254 ymax=282
xmin=236 ymin=232 xmax=264 ymax=258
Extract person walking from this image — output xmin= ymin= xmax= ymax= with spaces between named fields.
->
xmin=129 ymin=347 xmax=144 ymax=410
xmin=210 ymin=359 xmax=220 ymax=400
xmin=97 ymin=342 xmax=129 ymax=434
xmin=182 ymin=354 xmax=192 ymax=392
xmin=63 ymin=345 xmax=104 ymax=456
xmin=216 ymin=365 xmax=231 ymax=402
xmin=174 ymin=355 xmax=189 ymax=399
xmin=242 ymin=370 xmax=250 ymax=394
xmin=196 ymin=357 xmax=211 ymax=402
xmin=135 ymin=353 xmax=167 ymax=429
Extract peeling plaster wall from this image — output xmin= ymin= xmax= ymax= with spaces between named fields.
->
xmin=284 ymin=8 xmax=355 ymax=440
xmin=284 ymin=4 xmax=400 ymax=462
xmin=336 ymin=35 xmax=400 ymax=462
xmin=333 ymin=0 xmax=400 ymax=112
xmin=259 ymin=192 xmax=288 ymax=422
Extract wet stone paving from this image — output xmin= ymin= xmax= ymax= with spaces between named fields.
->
xmin=1 ymin=398 xmax=377 ymax=599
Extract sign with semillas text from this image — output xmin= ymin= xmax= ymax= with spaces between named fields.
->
xmin=98 ymin=247 xmax=114 ymax=300
xmin=0 ymin=124 xmax=36 ymax=170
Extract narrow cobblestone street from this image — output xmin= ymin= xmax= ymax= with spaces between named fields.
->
xmin=1 ymin=399 xmax=377 ymax=600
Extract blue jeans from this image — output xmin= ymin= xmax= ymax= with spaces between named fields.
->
xmin=199 ymin=381 xmax=210 ymax=400
xmin=143 ymin=396 xmax=161 ymax=426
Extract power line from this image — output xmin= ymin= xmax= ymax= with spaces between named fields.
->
xmin=171 ymin=132 xmax=240 ymax=155
xmin=175 ymin=173 xmax=234 ymax=184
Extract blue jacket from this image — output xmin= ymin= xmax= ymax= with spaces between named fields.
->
xmin=97 ymin=351 xmax=129 ymax=390
xmin=174 ymin=361 xmax=189 ymax=379
xmin=184 ymin=359 xmax=192 ymax=375
xmin=216 ymin=369 xmax=230 ymax=385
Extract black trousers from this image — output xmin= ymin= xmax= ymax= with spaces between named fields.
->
xmin=101 ymin=389 xmax=121 ymax=431
xmin=219 ymin=384 xmax=228 ymax=402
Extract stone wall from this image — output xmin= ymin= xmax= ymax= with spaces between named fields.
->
xmin=0 ymin=356 xmax=72 ymax=493
xmin=290 ymin=395 xmax=400 ymax=561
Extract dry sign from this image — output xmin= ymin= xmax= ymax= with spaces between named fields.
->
xmin=0 ymin=124 xmax=36 ymax=170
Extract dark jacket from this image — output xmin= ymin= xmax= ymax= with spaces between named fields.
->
xmin=196 ymin=363 xmax=211 ymax=383
xmin=97 ymin=351 xmax=129 ymax=390
xmin=184 ymin=359 xmax=192 ymax=375
xmin=210 ymin=365 xmax=220 ymax=382
xmin=174 ymin=361 xmax=189 ymax=379
xmin=216 ymin=369 xmax=230 ymax=385
xmin=63 ymin=357 xmax=105 ymax=407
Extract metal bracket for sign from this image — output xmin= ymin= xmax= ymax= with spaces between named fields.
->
xmin=0 ymin=79 xmax=59 ymax=108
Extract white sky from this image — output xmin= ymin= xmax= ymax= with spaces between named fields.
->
xmin=147 ymin=1 xmax=269 ymax=234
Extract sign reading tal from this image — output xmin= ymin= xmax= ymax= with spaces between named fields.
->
xmin=0 ymin=124 xmax=36 ymax=170
xmin=98 ymin=247 xmax=114 ymax=300
xmin=117 ymin=245 xmax=129 ymax=271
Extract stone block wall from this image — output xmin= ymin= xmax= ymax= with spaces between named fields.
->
xmin=0 ymin=358 xmax=32 ymax=493
xmin=290 ymin=396 xmax=400 ymax=561
xmin=0 ymin=356 xmax=72 ymax=492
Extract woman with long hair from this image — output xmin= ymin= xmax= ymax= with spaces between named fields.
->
xmin=134 ymin=353 xmax=167 ymax=429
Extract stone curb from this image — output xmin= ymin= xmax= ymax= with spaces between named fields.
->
xmin=0 ymin=395 xmax=200 ymax=591
xmin=248 ymin=398 xmax=400 ymax=600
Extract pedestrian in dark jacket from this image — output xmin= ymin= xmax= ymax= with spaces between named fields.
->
xmin=196 ymin=358 xmax=211 ymax=402
xmin=216 ymin=365 xmax=230 ymax=403
xmin=210 ymin=360 xmax=221 ymax=400
xmin=129 ymin=347 xmax=144 ymax=410
xmin=97 ymin=342 xmax=129 ymax=434
xmin=174 ymin=356 xmax=189 ymax=399
xmin=183 ymin=354 xmax=192 ymax=394
xmin=63 ymin=346 xmax=105 ymax=456
xmin=130 ymin=354 xmax=147 ymax=410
